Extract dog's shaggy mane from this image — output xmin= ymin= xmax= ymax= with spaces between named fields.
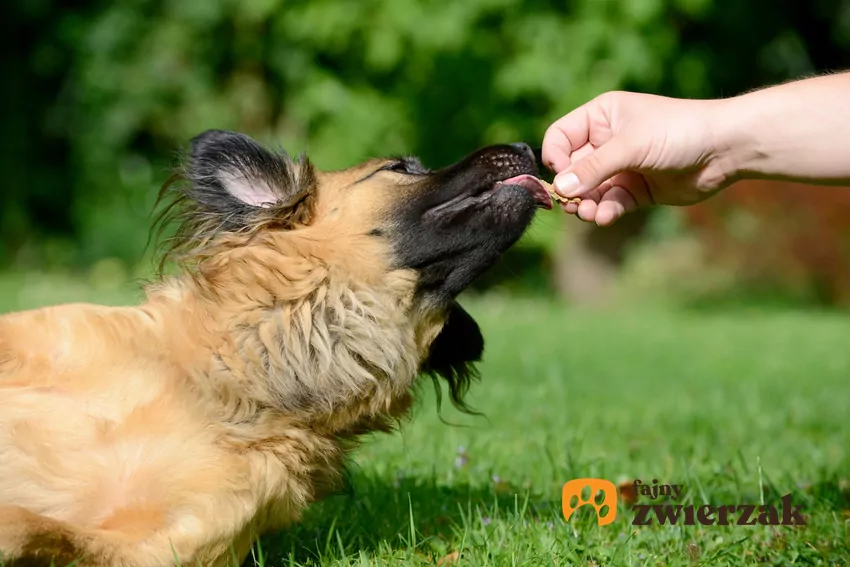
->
xmin=146 ymin=134 xmax=482 ymax=417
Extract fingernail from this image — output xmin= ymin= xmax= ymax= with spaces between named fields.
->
xmin=554 ymin=172 xmax=581 ymax=197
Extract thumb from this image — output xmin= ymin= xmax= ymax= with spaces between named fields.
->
xmin=552 ymin=135 xmax=639 ymax=198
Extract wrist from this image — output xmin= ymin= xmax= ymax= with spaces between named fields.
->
xmin=704 ymin=72 xmax=850 ymax=186
xmin=705 ymin=95 xmax=765 ymax=187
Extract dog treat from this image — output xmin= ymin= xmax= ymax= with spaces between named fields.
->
xmin=540 ymin=179 xmax=582 ymax=206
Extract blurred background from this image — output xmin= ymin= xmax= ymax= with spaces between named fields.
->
xmin=4 ymin=0 xmax=850 ymax=310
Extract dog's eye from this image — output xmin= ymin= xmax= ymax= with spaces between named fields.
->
xmin=381 ymin=159 xmax=430 ymax=176
xmin=384 ymin=161 xmax=413 ymax=174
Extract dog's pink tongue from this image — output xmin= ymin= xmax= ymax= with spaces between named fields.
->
xmin=500 ymin=174 xmax=553 ymax=209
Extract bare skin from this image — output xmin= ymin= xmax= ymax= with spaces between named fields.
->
xmin=541 ymin=72 xmax=850 ymax=226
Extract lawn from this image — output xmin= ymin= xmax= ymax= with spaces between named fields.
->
xmin=1 ymin=273 xmax=848 ymax=566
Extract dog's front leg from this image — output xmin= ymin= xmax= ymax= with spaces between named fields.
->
xmin=0 ymin=505 xmax=104 ymax=566
xmin=0 ymin=505 xmax=252 ymax=567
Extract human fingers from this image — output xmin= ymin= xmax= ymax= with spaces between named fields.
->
xmin=568 ymin=142 xmax=595 ymax=163
xmin=608 ymin=171 xmax=654 ymax=207
xmin=560 ymin=199 xmax=581 ymax=215
xmin=574 ymin=187 xmax=603 ymax=222
xmin=552 ymin=134 xmax=642 ymax=199
xmin=540 ymin=103 xmax=595 ymax=173
xmin=558 ymin=177 xmax=609 ymax=215
xmin=553 ymin=144 xmax=601 ymax=215
xmin=594 ymin=185 xmax=639 ymax=226
xmin=575 ymin=199 xmax=598 ymax=223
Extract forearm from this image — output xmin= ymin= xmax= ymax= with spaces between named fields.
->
xmin=712 ymin=71 xmax=850 ymax=185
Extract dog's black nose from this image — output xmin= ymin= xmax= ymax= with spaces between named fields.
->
xmin=509 ymin=142 xmax=535 ymax=160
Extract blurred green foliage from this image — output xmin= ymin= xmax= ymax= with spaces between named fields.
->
xmin=3 ymin=0 xmax=850 ymax=274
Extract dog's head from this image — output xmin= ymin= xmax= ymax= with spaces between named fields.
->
xmin=156 ymin=130 xmax=551 ymax=415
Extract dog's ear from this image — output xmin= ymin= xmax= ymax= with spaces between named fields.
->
xmin=153 ymin=130 xmax=319 ymax=267
xmin=423 ymin=301 xmax=484 ymax=414
xmin=182 ymin=129 xmax=317 ymax=231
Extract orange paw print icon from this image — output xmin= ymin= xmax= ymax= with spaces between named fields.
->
xmin=562 ymin=479 xmax=618 ymax=526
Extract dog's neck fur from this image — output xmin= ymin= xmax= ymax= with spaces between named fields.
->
xmin=141 ymin=232 xmax=444 ymax=436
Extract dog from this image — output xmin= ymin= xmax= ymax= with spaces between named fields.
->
xmin=0 ymin=129 xmax=554 ymax=566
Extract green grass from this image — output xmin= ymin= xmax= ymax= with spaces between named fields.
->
xmin=1 ymin=273 xmax=849 ymax=566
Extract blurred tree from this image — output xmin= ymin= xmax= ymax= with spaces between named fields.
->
xmin=2 ymin=0 xmax=850 ymax=302
xmin=2 ymin=0 xmax=674 ymax=269
xmin=1 ymin=0 xmax=102 ymax=266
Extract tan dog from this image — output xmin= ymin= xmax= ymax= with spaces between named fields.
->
xmin=0 ymin=130 xmax=554 ymax=566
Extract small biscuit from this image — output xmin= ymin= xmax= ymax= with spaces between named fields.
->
xmin=540 ymin=179 xmax=582 ymax=206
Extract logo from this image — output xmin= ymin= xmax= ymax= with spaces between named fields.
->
xmin=561 ymin=478 xmax=617 ymax=526
xmin=562 ymin=478 xmax=806 ymax=526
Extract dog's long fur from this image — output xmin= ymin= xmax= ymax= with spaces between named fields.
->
xmin=0 ymin=130 xmax=542 ymax=566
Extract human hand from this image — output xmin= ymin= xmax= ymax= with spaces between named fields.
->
xmin=541 ymin=91 xmax=738 ymax=226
